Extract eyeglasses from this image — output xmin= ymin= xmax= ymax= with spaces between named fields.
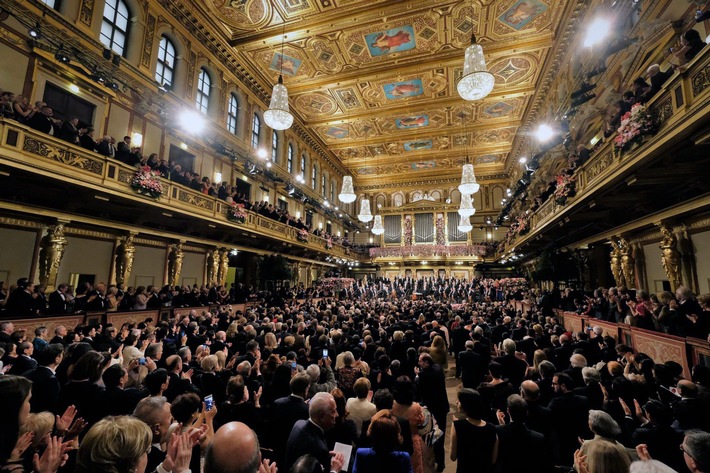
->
xmin=680 ymin=445 xmax=694 ymax=459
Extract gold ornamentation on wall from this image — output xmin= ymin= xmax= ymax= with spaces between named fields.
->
xmin=206 ymin=248 xmax=219 ymax=285
xmin=609 ymin=239 xmax=624 ymax=288
xmin=115 ymin=235 xmax=136 ymax=286
xmin=217 ymin=248 xmax=229 ymax=287
xmin=38 ymin=224 xmax=69 ymax=290
xmin=659 ymin=225 xmax=682 ymax=291
xmin=618 ymin=237 xmax=635 ymax=290
xmin=142 ymin=14 xmax=157 ymax=68
xmin=167 ymin=242 xmax=184 ymax=286
xmin=79 ymin=0 xmax=94 ymax=27
xmin=23 ymin=137 xmax=104 ymax=174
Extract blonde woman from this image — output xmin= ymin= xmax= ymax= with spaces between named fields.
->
xmin=525 ymin=349 xmax=547 ymax=381
xmin=429 ymin=335 xmax=448 ymax=373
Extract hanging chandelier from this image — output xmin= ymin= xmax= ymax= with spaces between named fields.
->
xmin=357 ymin=199 xmax=373 ymax=223
xmin=338 ymin=113 xmax=356 ymax=204
xmin=264 ymin=24 xmax=293 ymax=130
xmin=457 ymin=34 xmax=494 ymax=101
xmin=457 ymin=214 xmax=472 ymax=233
xmin=458 ymin=193 xmax=475 ymax=217
xmin=371 ymin=215 xmax=384 ymax=235
xmin=458 ymin=163 xmax=480 ymax=195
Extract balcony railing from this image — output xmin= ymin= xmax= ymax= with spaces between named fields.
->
xmin=370 ymin=245 xmax=487 ymax=259
xmin=504 ymin=46 xmax=710 ymax=251
xmin=0 ymin=120 xmax=360 ymax=260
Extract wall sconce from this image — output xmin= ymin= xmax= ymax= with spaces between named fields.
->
xmin=131 ymin=132 xmax=143 ymax=148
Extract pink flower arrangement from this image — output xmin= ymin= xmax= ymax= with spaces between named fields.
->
xmin=369 ymin=245 xmax=486 ymax=258
xmin=226 ymin=202 xmax=247 ymax=223
xmin=435 ymin=215 xmax=446 ymax=245
xmin=404 ymin=216 xmax=413 ymax=246
xmin=131 ymin=166 xmax=163 ymax=198
xmin=614 ymin=103 xmax=656 ymax=151
xmin=297 ymin=229 xmax=309 ymax=242
xmin=325 ymin=236 xmax=333 ymax=250
xmin=554 ymin=174 xmax=576 ymax=205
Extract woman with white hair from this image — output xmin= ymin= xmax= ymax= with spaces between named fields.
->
xmin=578 ymin=410 xmax=634 ymax=466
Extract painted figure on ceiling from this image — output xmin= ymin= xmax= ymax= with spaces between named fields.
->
xmin=370 ymin=30 xmax=412 ymax=53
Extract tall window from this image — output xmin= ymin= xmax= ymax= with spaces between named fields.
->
xmin=155 ymin=35 xmax=175 ymax=87
xmin=287 ymin=144 xmax=294 ymax=173
xmin=251 ymin=114 xmax=261 ymax=149
xmin=41 ymin=0 xmax=60 ymax=10
xmin=330 ymin=181 xmax=336 ymax=202
xmin=271 ymin=132 xmax=278 ymax=163
xmin=101 ymin=0 xmax=130 ymax=57
xmin=196 ymin=68 xmax=211 ymax=114
xmin=227 ymin=94 xmax=239 ymax=135
xmin=300 ymin=155 xmax=306 ymax=180
xmin=311 ymin=164 xmax=317 ymax=190
xmin=321 ymin=174 xmax=326 ymax=196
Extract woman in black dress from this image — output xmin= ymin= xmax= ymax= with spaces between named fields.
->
xmin=449 ymin=388 xmax=498 ymax=473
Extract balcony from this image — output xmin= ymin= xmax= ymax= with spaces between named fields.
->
xmin=0 ymin=120 xmax=363 ymax=261
xmin=503 ymin=47 xmax=710 ymax=254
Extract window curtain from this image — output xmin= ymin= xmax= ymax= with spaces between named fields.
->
xmin=384 ymin=215 xmax=401 ymax=243
xmin=415 ymin=213 xmax=434 ymax=243
xmin=448 ymin=212 xmax=467 ymax=242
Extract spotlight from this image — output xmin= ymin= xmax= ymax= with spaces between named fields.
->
xmin=586 ymin=66 xmax=607 ymax=80
xmin=103 ymin=48 xmax=112 ymax=60
xmin=178 ymin=109 xmax=206 ymax=134
xmin=535 ymin=124 xmax=554 ymax=143
xmin=107 ymin=82 xmax=119 ymax=91
xmin=111 ymin=54 xmax=121 ymax=67
xmin=0 ymin=8 xmax=9 ymax=22
xmin=518 ymin=156 xmax=527 ymax=164
xmin=266 ymin=161 xmax=272 ymax=168
xmin=28 ymin=23 xmax=41 ymax=39
xmin=55 ymin=47 xmax=70 ymax=64
xmin=229 ymin=249 xmax=238 ymax=256
xmin=257 ymin=149 xmax=268 ymax=159
xmin=584 ymin=17 xmax=611 ymax=47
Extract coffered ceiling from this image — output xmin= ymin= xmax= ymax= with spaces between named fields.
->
xmin=192 ymin=0 xmax=582 ymax=188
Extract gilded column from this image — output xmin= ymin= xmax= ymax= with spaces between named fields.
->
xmin=618 ymin=237 xmax=636 ymax=290
xmin=38 ymin=224 xmax=69 ymax=292
xmin=167 ymin=243 xmax=184 ymax=287
xmin=659 ymin=225 xmax=682 ymax=291
xmin=206 ymin=248 xmax=219 ymax=285
xmin=609 ymin=239 xmax=624 ymax=288
xmin=675 ymin=225 xmax=699 ymax=294
xmin=217 ymin=248 xmax=230 ymax=287
xmin=114 ymin=234 xmax=136 ymax=286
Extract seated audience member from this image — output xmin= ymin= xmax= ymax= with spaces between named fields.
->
xmin=352 ymin=410 xmax=412 ymax=473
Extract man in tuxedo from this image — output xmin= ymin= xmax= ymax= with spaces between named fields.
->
xmin=9 ymin=341 xmax=38 ymax=375
xmin=495 ymin=395 xmax=552 ymax=473
xmin=0 ymin=321 xmax=13 ymax=344
xmin=520 ymin=380 xmax=551 ymax=440
xmin=285 ymin=392 xmax=345 ymax=473
xmin=24 ymin=343 xmax=63 ymax=413
xmin=27 ymin=106 xmax=57 ymax=135
xmin=116 ymin=135 xmax=131 ymax=162
xmin=163 ymin=354 xmax=199 ymax=403
xmin=272 ymin=373 xmax=310 ymax=467
xmin=458 ymin=340 xmax=485 ymax=388
xmin=50 ymin=325 xmax=68 ymax=345
xmin=59 ymin=117 xmax=80 ymax=144
xmin=96 ymin=135 xmax=116 ymax=158
xmin=548 ymin=373 xmax=590 ymax=466
xmin=47 ymin=283 xmax=69 ymax=314
xmin=494 ymin=338 xmax=528 ymax=390
xmin=416 ymin=353 xmax=449 ymax=472
xmin=85 ymin=282 xmax=107 ymax=311
xmin=98 ymin=364 xmax=146 ymax=417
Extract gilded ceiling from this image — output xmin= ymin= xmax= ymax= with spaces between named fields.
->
xmin=193 ymin=0 xmax=580 ymax=187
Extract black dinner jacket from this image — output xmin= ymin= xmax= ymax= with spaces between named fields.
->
xmin=24 ymin=365 xmax=61 ymax=414
xmin=286 ymin=419 xmax=331 ymax=473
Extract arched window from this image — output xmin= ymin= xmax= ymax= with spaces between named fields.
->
xmin=330 ymin=180 xmax=336 ymax=202
xmin=40 ymin=0 xmax=60 ymax=10
xmin=321 ymin=174 xmax=326 ymax=196
xmin=251 ymin=114 xmax=261 ymax=149
xmin=287 ymin=144 xmax=294 ymax=174
xmin=311 ymin=163 xmax=317 ymax=190
xmin=155 ymin=35 xmax=176 ymax=87
xmin=300 ymin=154 xmax=306 ymax=180
xmin=101 ymin=0 xmax=130 ymax=57
xmin=227 ymin=94 xmax=239 ymax=135
xmin=196 ymin=68 xmax=211 ymax=114
xmin=271 ymin=132 xmax=278 ymax=163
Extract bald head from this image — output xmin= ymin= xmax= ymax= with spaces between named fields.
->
xmin=520 ymin=380 xmax=540 ymax=401
xmin=205 ymin=422 xmax=260 ymax=473
xmin=677 ymin=380 xmax=698 ymax=398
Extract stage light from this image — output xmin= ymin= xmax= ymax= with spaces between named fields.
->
xmin=535 ymin=124 xmax=554 ymax=143
xmin=28 ymin=23 xmax=41 ymax=39
xmin=178 ymin=109 xmax=206 ymax=134
xmin=257 ymin=149 xmax=268 ymax=159
xmin=584 ymin=17 xmax=611 ymax=47
xmin=519 ymin=156 xmax=527 ymax=164
xmin=68 ymin=84 xmax=80 ymax=93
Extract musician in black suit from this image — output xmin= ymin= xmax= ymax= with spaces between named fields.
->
xmin=23 ymin=343 xmax=63 ymax=414
xmin=285 ymin=392 xmax=345 ymax=473
xmin=271 ymin=373 xmax=310 ymax=467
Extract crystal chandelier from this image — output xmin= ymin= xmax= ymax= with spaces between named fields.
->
xmin=371 ymin=215 xmax=384 ymax=235
xmin=457 ymin=214 xmax=472 ymax=233
xmin=264 ymin=25 xmax=293 ymax=130
xmin=457 ymin=35 xmax=494 ymax=101
xmin=458 ymin=163 xmax=480 ymax=195
xmin=358 ymin=199 xmax=373 ymax=223
xmin=458 ymin=193 xmax=475 ymax=217
xmin=338 ymin=175 xmax=356 ymax=203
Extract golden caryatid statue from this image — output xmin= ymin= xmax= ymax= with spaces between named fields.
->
xmin=167 ymin=243 xmax=184 ymax=287
xmin=217 ymin=248 xmax=229 ymax=287
xmin=609 ymin=239 xmax=624 ymax=288
xmin=206 ymin=248 xmax=219 ymax=286
xmin=115 ymin=235 xmax=136 ymax=286
xmin=660 ymin=225 xmax=682 ymax=291
xmin=38 ymin=224 xmax=69 ymax=290
xmin=618 ymin=237 xmax=636 ymax=289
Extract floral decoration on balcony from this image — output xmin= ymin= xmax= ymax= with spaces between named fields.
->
xmin=554 ymin=174 xmax=577 ymax=205
xmin=226 ymin=202 xmax=247 ymax=223
xmin=614 ymin=103 xmax=657 ymax=151
xmin=404 ymin=216 xmax=413 ymax=246
xmin=297 ymin=229 xmax=309 ymax=242
xmin=497 ymin=277 xmax=527 ymax=288
xmin=435 ymin=215 xmax=446 ymax=245
xmin=503 ymin=213 xmax=531 ymax=247
xmin=369 ymin=245 xmax=486 ymax=258
xmin=131 ymin=166 xmax=163 ymax=198
xmin=325 ymin=237 xmax=333 ymax=250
